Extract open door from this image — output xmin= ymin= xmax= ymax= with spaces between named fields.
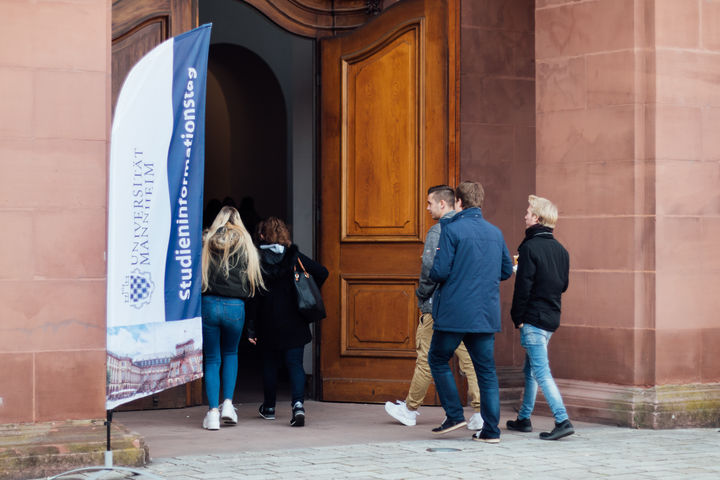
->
xmin=319 ymin=0 xmax=459 ymax=403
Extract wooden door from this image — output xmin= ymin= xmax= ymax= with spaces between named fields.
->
xmin=319 ymin=0 xmax=460 ymax=403
xmin=112 ymin=0 xmax=201 ymax=409
xmin=112 ymin=0 xmax=197 ymax=111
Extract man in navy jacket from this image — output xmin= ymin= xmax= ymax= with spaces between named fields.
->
xmin=428 ymin=181 xmax=513 ymax=443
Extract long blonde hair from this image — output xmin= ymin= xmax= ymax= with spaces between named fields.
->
xmin=201 ymin=206 xmax=264 ymax=296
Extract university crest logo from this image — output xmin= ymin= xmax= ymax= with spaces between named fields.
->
xmin=122 ymin=269 xmax=155 ymax=309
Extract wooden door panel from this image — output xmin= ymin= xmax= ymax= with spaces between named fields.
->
xmin=320 ymin=0 xmax=457 ymax=404
xmin=342 ymin=22 xmax=421 ymax=241
xmin=112 ymin=21 xmax=166 ymax=110
xmin=341 ymin=275 xmax=418 ymax=357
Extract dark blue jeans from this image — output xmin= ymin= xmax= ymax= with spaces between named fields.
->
xmin=428 ymin=331 xmax=501 ymax=438
xmin=202 ymin=295 xmax=245 ymax=409
xmin=261 ymin=346 xmax=306 ymax=408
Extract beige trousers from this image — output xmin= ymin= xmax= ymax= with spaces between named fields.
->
xmin=404 ymin=313 xmax=481 ymax=411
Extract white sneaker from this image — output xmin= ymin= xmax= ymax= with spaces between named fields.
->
xmin=467 ymin=412 xmax=484 ymax=430
xmin=221 ymin=399 xmax=237 ymax=425
xmin=384 ymin=400 xmax=419 ymax=426
xmin=202 ymin=409 xmax=220 ymax=430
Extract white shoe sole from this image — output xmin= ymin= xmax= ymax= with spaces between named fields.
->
xmin=221 ymin=414 xmax=237 ymax=425
xmin=384 ymin=401 xmax=416 ymax=426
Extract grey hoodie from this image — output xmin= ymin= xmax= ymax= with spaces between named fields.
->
xmin=415 ymin=210 xmax=455 ymax=313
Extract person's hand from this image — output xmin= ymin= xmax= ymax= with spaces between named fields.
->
xmin=518 ymin=323 xmax=524 ymax=329
xmin=248 ymin=337 xmax=257 ymax=345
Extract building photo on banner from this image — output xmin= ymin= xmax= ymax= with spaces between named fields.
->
xmin=106 ymin=24 xmax=212 ymax=411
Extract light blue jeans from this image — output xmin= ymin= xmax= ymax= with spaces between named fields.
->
xmin=202 ymin=295 xmax=245 ymax=409
xmin=518 ymin=324 xmax=569 ymax=423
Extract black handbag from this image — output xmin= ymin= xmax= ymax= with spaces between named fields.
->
xmin=294 ymin=257 xmax=326 ymax=322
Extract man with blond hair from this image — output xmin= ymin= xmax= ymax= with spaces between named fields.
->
xmin=506 ymin=194 xmax=573 ymax=440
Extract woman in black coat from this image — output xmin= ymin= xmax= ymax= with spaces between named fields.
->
xmin=247 ymin=217 xmax=328 ymax=427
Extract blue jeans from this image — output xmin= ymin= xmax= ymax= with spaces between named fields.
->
xmin=202 ymin=295 xmax=245 ymax=409
xmin=261 ymin=346 xmax=306 ymax=407
xmin=428 ymin=331 xmax=501 ymax=438
xmin=518 ymin=324 xmax=569 ymax=423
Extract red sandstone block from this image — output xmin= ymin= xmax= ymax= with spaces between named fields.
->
xmin=656 ymin=271 xmax=720 ymax=331
xmin=34 ymin=70 xmax=107 ymax=140
xmin=656 ymin=159 xmax=720 ymax=215
xmin=0 ymin=1 xmax=107 ymax=71
xmin=701 ymin=107 xmax=720 ymax=161
xmin=586 ymin=51 xmax=637 ymax=108
xmin=461 ymin=27 xmax=520 ymax=77
xmin=655 ymin=0 xmax=700 ymax=48
xmin=656 ymin=216 xmax=720 ymax=273
xmin=702 ymin=0 xmax=720 ymax=51
xmin=656 ymin=50 xmax=720 ymax=107
xmin=537 ymin=159 xmax=637 ymax=216
xmin=557 ymin=216 xmax=644 ymax=271
xmin=461 ymin=74 xmax=535 ymax=125
xmin=655 ymin=329 xmax=703 ymax=384
xmin=0 ymin=210 xmax=34 ymax=281
xmin=653 ymin=104 xmax=702 ymax=160
xmin=462 ymin=0 xmax=534 ymax=32
xmin=700 ymin=328 xmax=720 ymax=382
xmin=460 ymin=124 xmax=515 ymax=169
xmin=34 ymin=208 xmax=106 ymax=278
xmin=536 ymin=105 xmax=635 ymax=164
xmin=0 ymin=138 xmax=106 ymax=209
xmin=536 ymin=0 xmax=634 ymax=59
xmin=537 ymin=57 xmax=587 ymax=113
xmin=35 ymin=350 xmax=106 ymax=422
xmin=0 ymin=353 xmax=34 ymax=423
xmin=0 ymin=68 xmax=33 ymax=137
xmin=0 ymin=280 xmax=106 ymax=352
xmin=536 ymin=0 xmax=584 ymax=8
xmin=548 ymin=325 xmax=636 ymax=385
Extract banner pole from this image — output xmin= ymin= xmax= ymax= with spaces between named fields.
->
xmin=105 ymin=410 xmax=113 ymax=467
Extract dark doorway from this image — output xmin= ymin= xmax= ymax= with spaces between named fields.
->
xmin=204 ymin=43 xmax=288 ymax=229
xmin=200 ymin=1 xmax=317 ymax=409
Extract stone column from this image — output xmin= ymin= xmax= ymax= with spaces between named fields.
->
xmin=535 ymin=0 xmax=720 ymax=427
xmin=0 ymin=0 xmax=110 ymax=424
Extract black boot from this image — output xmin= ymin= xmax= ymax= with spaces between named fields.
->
xmin=506 ymin=417 xmax=532 ymax=432
xmin=539 ymin=419 xmax=574 ymax=440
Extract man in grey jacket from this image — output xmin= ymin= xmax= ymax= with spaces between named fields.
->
xmin=384 ymin=185 xmax=482 ymax=428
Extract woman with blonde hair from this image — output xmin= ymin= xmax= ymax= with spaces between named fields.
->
xmin=200 ymin=206 xmax=264 ymax=430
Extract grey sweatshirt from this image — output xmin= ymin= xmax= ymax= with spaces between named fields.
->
xmin=415 ymin=210 xmax=456 ymax=313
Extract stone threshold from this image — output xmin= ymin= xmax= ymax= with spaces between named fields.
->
xmin=0 ymin=419 xmax=147 ymax=480
xmin=507 ymin=379 xmax=720 ymax=429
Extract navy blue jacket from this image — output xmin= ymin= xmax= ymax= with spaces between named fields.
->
xmin=429 ymin=207 xmax=513 ymax=333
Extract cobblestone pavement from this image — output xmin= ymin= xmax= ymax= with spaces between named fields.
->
xmin=45 ymin=425 xmax=720 ymax=479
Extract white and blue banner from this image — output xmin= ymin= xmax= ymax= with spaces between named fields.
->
xmin=106 ymin=24 xmax=211 ymax=410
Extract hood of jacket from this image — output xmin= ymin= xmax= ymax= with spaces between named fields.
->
xmin=259 ymin=243 xmax=298 ymax=281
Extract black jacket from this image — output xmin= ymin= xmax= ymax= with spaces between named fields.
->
xmin=247 ymin=244 xmax=328 ymax=350
xmin=510 ymin=225 xmax=569 ymax=332
xmin=204 ymin=253 xmax=253 ymax=299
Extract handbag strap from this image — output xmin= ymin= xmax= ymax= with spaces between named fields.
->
xmin=295 ymin=256 xmax=310 ymax=278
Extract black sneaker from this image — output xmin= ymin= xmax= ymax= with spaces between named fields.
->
xmin=539 ymin=419 xmax=575 ymax=440
xmin=472 ymin=431 xmax=500 ymax=444
xmin=431 ymin=417 xmax=467 ymax=435
xmin=506 ymin=417 xmax=532 ymax=432
xmin=290 ymin=401 xmax=305 ymax=427
xmin=258 ymin=405 xmax=275 ymax=420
